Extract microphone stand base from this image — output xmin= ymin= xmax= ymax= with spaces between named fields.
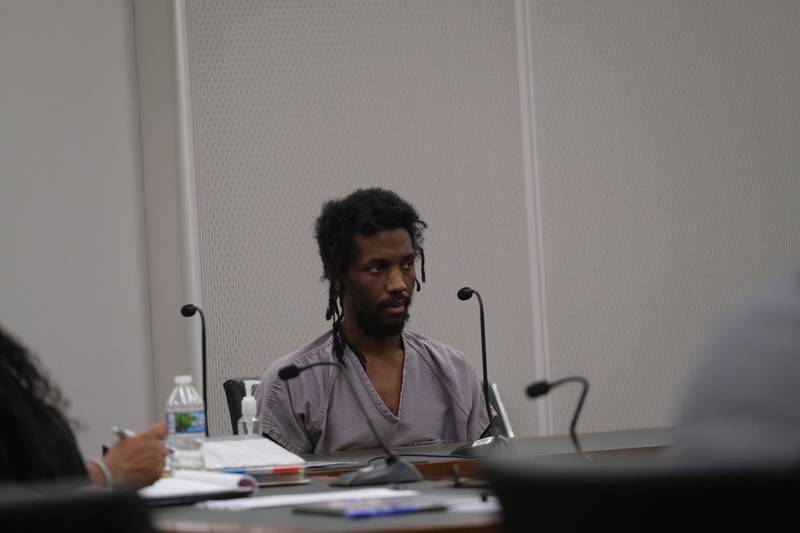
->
xmin=330 ymin=458 xmax=423 ymax=487
xmin=450 ymin=435 xmax=513 ymax=457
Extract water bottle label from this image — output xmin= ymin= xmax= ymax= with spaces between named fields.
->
xmin=167 ymin=410 xmax=206 ymax=434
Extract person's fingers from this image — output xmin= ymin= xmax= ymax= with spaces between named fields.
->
xmin=102 ymin=426 xmax=171 ymax=488
xmin=130 ymin=442 xmax=168 ymax=468
xmin=106 ymin=452 xmax=166 ymax=486
xmin=139 ymin=422 xmax=168 ymax=439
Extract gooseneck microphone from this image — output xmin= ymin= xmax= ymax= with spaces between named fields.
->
xmin=181 ymin=304 xmax=209 ymax=436
xmin=456 ymin=287 xmax=493 ymax=429
xmin=279 ymin=361 xmax=423 ymax=486
xmin=527 ymin=376 xmax=589 ymax=455
xmin=451 ymin=286 xmax=511 ymax=457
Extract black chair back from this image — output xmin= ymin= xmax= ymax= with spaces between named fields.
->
xmin=222 ymin=377 xmax=261 ymax=434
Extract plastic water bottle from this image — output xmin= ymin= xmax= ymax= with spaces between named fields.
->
xmin=237 ymin=395 xmax=261 ymax=437
xmin=165 ymin=374 xmax=206 ymax=469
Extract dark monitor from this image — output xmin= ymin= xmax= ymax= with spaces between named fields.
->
xmin=484 ymin=455 xmax=799 ymax=532
xmin=0 ymin=482 xmax=154 ymax=533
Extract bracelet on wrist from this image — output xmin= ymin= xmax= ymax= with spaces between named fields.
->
xmin=88 ymin=457 xmax=113 ymax=487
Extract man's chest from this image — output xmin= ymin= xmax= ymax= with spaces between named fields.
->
xmin=319 ymin=355 xmax=457 ymax=451
xmin=364 ymin=358 xmax=404 ymax=416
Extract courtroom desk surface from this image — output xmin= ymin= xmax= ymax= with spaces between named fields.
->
xmin=304 ymin=427 xmax=668 ymax=478
xmin=152 ymin=428 xmax=668 ymax=533
xmin=510 ymin=427 xmax=667 ymax=459
xmin=152 ymin=479 xmax=501 ymax=533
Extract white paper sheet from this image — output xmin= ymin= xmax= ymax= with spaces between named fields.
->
xmin=139 ymin=470 xmax=256 ymax=500
xmin=197 ymin=488 xmax=420 ymax=511
xmin=202 ymin=437 xmax=306 ymax=470
xmin=444 ymin=495 xmax=501 ymax=513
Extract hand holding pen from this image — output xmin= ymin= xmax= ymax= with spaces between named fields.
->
xmin=112 ymin=425 xmax=137 ymax=439
xmin=102 ymin=423 xmax=169 ymax=488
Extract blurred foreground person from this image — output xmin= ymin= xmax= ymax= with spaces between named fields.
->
xmin=670 ymin=263 xmax=800 ymax=463
xmin=0 ymin=325 xmax=167 ymax=488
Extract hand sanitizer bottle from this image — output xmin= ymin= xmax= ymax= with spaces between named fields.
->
xmin=237 ymin=394 xmax=261 ymax=437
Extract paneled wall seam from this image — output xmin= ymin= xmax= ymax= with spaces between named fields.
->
xmin=515 ymin=0 xmax=553 ymax=436
xmin=129 ymin=0 xmax=159 ymax=421
xmin=174 ymin=0 xmax=205 ymax=383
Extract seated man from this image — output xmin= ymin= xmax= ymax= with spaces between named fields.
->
xmin=0 ymin=325 xmax=167 ymax=488
xmin=255 ymin=188 xmax=489 ymax=454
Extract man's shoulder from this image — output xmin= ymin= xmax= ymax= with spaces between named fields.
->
xmin=403 ymin=329 xmax=459 ymax=353
xmin=403 ymin=330 xmax=481 ymax=418
xmin=403 ymin=330 xmax=472 ymax=372
xmin=261 ymin=330 xmax=336 ymax=380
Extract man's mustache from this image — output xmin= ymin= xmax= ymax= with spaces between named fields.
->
xmin=378 ymin=297 xmax=411 ymax=309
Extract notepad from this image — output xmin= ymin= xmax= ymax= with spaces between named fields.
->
xmin=139 ymin=470 xmax=257 ymax=507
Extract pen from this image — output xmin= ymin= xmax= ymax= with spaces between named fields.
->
xmin=220 ymin=465 xmax=304 ymax=475
xmin=346 ymin=505 xmax=422 ymax=519
xmin=112 ymin=426 xmax=136 ymax=440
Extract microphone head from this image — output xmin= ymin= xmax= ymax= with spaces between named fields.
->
xmin=526 ymin=381 xmax=551 ymax=398
xmin=278 ymin=364 xmax=301 ymax=381
xmin=180 ymin=304 xmax=198 ymax=317
xmin=457 ymin=287 xmax=474 ymax=301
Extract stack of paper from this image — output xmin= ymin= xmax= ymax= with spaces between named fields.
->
xmin=202 ymin=437 xmax=305 ymax=468
xmin=202 ymin=437 xmax=308 ymax=486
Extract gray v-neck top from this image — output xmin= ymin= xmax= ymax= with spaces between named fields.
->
xmin=255 ymin=330 xmax=489 ymax=454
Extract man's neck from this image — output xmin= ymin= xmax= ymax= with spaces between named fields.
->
xmin=340 ymin=319 xmax=403 ymax=360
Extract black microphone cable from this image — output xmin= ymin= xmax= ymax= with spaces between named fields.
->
xmin=279 ymin=361 xmax=398 ymax=463
xmin=279 ymin=373 xmax=319 ymax=451
xmin=280 ymin=361 xmax=424 ymax=485
xmin=527 ymin=376 xmax=589 ymax=456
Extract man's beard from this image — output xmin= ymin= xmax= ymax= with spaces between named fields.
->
xmin=354 ymin=297 xmax=412 ymax=338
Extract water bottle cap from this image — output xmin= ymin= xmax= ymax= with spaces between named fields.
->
xmin=241 ymin=395 xmax=257 ymax=416
xmin=175 ymin=374 xmax=193 ymax=385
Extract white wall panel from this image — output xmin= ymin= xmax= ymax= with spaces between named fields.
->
xmin=527 ymin=1 xmax=800 ymax=434
xmin=182 ymin=1 xmax=538 ymax=436
xmin=171 ymin=0 xmax=800 ymax=441
xmin=0 ymin=0 xmax=154 ymax=456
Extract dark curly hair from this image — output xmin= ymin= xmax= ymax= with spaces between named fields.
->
xmin=0 ymin=325 xmax=89 ymax=482
xmin=0 ymin=326 xmax=72 ymax=427
xmin=314 ymin=188 xmax=427 ymax=362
